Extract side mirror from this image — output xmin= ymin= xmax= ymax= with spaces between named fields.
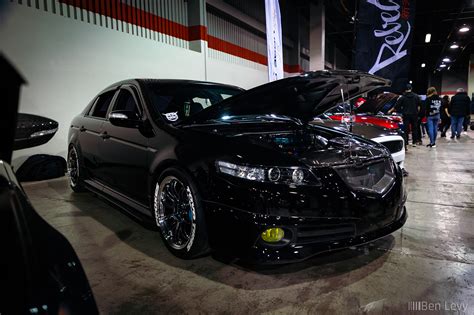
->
xmin=14 ymin=114 xmax=59 ymax=150
xmin=108 ymin=110 xmax=142 ymax=128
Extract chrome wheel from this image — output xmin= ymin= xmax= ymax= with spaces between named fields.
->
xmin=68 ymin=146 xmax=80 ymax=187
xmin=154 ymin=176 xmax=196 ymax=250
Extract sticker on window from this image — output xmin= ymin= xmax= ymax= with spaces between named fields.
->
xmin=164 ymin=112 xmax=179 ymax=121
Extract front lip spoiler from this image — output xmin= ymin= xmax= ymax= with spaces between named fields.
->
xmin=237 ymin=207 xmax=407 ymax=266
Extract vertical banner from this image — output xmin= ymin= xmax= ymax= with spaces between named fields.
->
xmin=265 ymin=0 xmax=283 ymax=81
xmin=353 ymin=0 xmax=416 ymax=92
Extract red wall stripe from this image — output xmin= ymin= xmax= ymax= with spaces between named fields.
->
xmin=208 ymin=35 xmax=267 ymax=66
xmin=188 ymin=25 xmax=207 ymax=41
xmin=58 ymin=0 xmax=302 ymax=73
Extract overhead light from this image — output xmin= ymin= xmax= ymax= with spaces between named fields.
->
xmin=459 ymin=26 xmax=470 ymax=33
xmin=421 ymin=63 xmax=426 ymax=68
xmin=450 ymin=44 xmax=459 ymax=49
xmin=409 ymin=80 xmax=413 ymax=84
xmin=442 ymin=58 xmax=451 ymax=62
xmin=440 ymin=64 xmax=447 ymax=68
xmin=425 ymin=33 xmax=431 ymax=43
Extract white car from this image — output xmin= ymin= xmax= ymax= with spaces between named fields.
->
xmin=371 ymin=134 xmax=405 ymax=169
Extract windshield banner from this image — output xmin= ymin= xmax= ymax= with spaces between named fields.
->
xmin=353 ymin=0 xmax=416 ymax=93
xmin=265 ymin=0 xmax=284 ymax=82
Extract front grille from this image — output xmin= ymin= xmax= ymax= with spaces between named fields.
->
xmin=296 ymin=223 xmax=356 ymax=245
xmin=381 ymin=140 xmax=404 ymax=153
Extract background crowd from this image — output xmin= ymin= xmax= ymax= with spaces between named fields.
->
xmin=390 ymin=84 xmax=473 ymax=148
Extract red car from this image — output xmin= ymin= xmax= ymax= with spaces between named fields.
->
xmin=325 ymin=95 xmax=402 ymax=130
xmin=328 ymin=113 xmax=400 ymax=129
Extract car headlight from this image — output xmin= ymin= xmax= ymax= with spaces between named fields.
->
xmin=216 ymin=161 xmax=319 ymax=186
xmin=334 ymin=159 xmax=395 ymax=194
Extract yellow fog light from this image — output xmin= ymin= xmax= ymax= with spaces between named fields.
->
xmin=261 ymin=227 xmax=284 ymax=243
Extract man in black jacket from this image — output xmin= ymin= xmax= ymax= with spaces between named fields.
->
xmin=390 ymin=84 xmax=422 ymax=146
xmin=449 ymin=88 xmax=470 ymax=139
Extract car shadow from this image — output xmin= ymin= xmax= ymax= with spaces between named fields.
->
xmin=50 ymin=180 xmax=395 ymax=292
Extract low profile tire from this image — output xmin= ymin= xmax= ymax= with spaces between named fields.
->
xmin=68 ymin=145 xmax=86 ymax=192
xmin=153 ymin=167 xmax=210 ymax=259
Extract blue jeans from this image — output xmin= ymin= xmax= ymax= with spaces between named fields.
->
xmin=427 ymin=114 xmax=440 ymax=144
xmin=451 ymin=115 xmax=465 ymax=137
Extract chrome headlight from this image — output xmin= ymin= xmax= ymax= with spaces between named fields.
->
xmin=216 ymin=161 xmax=319 ymax=186
xmin=334 ymin=159 xmax=395 ymax=194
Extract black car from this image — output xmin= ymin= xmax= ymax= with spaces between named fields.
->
xmin=14 ymin=113 xmax=59 ymax=150
xmin=1 ymin=55 xmax=98 ymax=313
xmin=1 ymin=161 xmax=98 ymax=314
xmin=68 ymin=70 xmax=407 ymax=264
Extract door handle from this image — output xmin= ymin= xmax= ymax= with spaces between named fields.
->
xmin=79 ymin=126 xmax=86 ymax=132
xmin=100 ymin=131 xmax=110 ymax=139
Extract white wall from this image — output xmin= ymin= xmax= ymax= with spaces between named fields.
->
xmin=1 ymin=3 xmax=271 ymax=168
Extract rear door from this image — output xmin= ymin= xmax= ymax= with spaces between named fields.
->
xmin=97 ymin=85 xmax=149 ymax=204
xmin=78 ymin=90 xmax=117 ymax=179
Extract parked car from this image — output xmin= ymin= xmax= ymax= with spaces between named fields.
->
xmin=355 ymin=92 xmax=404 ymax=127
xmin=323 ymin=102 xmax=401 ymax=130
xmin=14 ymin=113 xmax=59 ymax=150
xmin=68 ymin=71 xmax=407 ymax=264
xmin=311 ymin=119 xmax=405 ymax=170
xmin=1 ymin=54 xmax=98 ymax=313
xmin=1 ymin=121 xmax=97 ymax=314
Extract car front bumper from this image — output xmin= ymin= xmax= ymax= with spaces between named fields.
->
xmin=200 ymin=156 xmax=407 ymax=264
xmin=204 ymin=200 xmax=407 ymax=265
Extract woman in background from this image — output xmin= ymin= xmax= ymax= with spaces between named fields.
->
xmin=439 ymin=95 xmax=451 ymax=137
xmin=425 ymin=87 xmax=442 ymax=147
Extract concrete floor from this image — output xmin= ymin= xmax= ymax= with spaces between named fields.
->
xmin=23 ymin=131 xmax=474 ymax=314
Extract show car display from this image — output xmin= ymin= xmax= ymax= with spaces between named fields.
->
xmin=354 ymin=92 xmax=404 ymax=127
xmin=68 ymin=70 xmax=407 ymax=264
xmin=322 ymin=102 xmax=402 ymax=130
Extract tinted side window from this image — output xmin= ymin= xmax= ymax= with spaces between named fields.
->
xmin=113 ymin=89 xmax=140 ymax=114
xmin=146 ymin=84 xmax=242 ymax=123
xmin=91 ymin=91 xmax=115 ymax=118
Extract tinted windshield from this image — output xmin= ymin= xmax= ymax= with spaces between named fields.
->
xmin=146 ymin=83 xmax=243 ymax=124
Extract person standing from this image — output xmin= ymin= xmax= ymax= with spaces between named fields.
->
xmin=449 ymin=88 xmax=470 ymax=139
xmin=389 ymin=84 xmax=422 ymax=146
xmin=439 ymin=95 xmax=451 ymax=137
xmin=417 ymin=97 xmax=427 ymax=145
xmin=424 ymin=87 xmax=442 ymax=147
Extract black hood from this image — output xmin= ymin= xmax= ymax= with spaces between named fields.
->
xmin=188 ymin=70 xmax=391 ymax=123
xmin=356 ymin=92 xmax=399 ymax=114
xmin=184 ymin=121 xmax=390 ymax=168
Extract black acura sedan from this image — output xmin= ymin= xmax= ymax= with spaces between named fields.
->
xmin=68 ymin=70 xmax=407 ymax=264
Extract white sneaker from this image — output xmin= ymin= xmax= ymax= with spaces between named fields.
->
xmin=431 ymin=144 xmax=436 ymax=148
xmin=412 ymin=143 xmax=417 ymax=147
